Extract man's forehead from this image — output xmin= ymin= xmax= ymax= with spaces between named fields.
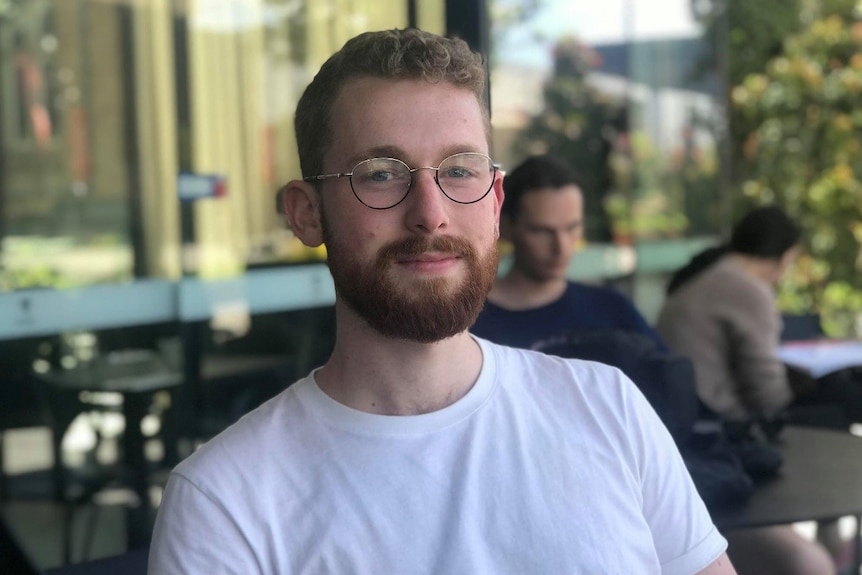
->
xmin=517 ymin=185 xmax=583 ymax=221
xmin=524 ymin=184 xmax=582 ymax=198
xmin=327 ymin=76 xmax=489 ymax=163
xmin=521 ymin=185 xmax=583 ymax=209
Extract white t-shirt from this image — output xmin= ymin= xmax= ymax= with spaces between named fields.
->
xmin=149 ymin=338 xmax=726 ymax=574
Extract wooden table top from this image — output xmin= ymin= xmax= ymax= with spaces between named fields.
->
xmin=712 ymin=426 xmax=862 ymax=530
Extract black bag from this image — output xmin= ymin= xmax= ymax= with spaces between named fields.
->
xmin=684 ymin=420 xmax=784 ymax=510
xmin=683 ymin=436 xmax=755 ymax=509
xmin=723 ymin=420 xmax=784 ymax=481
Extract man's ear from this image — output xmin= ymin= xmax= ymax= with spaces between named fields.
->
xmin=280 ymin=180 xmax=324 ymax=247
xmin=492 ymin=170 xmax=505 ymax=239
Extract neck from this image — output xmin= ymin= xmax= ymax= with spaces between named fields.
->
xmin=487 ymin=268 xmax=568 ymax=310
xmin=314 ymin=301 xmax=483 ymax=415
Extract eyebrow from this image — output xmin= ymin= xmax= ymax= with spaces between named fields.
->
xmin=345 ymin=144 xmax=487 ymax=168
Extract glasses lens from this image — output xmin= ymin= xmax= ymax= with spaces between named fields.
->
xmin=437 ymin=153 xmax=495 ymax=204
xmin=350 ymin=158 xmax=411 ymax=209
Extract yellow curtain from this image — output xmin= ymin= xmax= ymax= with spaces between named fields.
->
xmin=132 ymin=0 xmax=181 ymax=278
xmin=181 ymin=0 xmax=443 ymax=276
xmin=185 ymin=0 xmax=266 ymax=276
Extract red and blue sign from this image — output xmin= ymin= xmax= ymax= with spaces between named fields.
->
xmin=178 ymin=173 xmax=227 ymax=201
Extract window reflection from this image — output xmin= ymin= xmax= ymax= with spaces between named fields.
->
xmin=1 ymin=0 xmax=444 ymax=293
xmin=490 ymin=0 xmax=721 ymax=247
xmin=0 ymin=1 xmax=441 ymax=568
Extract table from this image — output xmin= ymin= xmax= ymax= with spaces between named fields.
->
xmin=36 ymin=351 xmax=183 ymax=549
xmin=36 ymin=352 xmax=295 ymax=549
xmin=711 ymin=426 xmax=862 ymax=570
xmin=778 ymin=340 xmax=862 ymax=379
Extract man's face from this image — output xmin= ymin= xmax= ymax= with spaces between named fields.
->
xmin=506 ymin=186 xmax=584 ymax=283
xmin=318 ymin=77 xmax=503 ymax=342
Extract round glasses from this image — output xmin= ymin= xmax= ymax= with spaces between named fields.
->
xmin=303 ymin=152 xmax=498 ymax=210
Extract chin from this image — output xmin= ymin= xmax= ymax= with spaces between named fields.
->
xmin=392 ymin=267 xmax=464 ymax=289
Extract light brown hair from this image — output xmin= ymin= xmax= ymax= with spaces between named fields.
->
xmin=294 ymin=28 xmax=488 ymax=179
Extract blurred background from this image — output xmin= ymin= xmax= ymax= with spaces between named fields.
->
xmin=1 ymin=0 xmax=860 ymax=569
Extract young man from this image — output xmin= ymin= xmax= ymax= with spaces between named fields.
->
xmin=471 ymin=154 xmax=664 ymax=351
xmin=149 ymin=29 xmax=734 ymax=574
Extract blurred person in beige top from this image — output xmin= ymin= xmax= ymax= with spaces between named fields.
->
xmin=658 ymin=206 xmax=846 ymax=575
xmin=657 ymin=207 xmax=800 ymax=421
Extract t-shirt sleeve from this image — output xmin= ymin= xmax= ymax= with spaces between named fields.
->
xmin=623 ymin=379 xmax=728 ymax=575
xmin=148 ymin=471 xmax=261 ymax=575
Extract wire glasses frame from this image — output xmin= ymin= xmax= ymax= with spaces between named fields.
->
xmin=303 ymin=152 xmax=499 ymax=210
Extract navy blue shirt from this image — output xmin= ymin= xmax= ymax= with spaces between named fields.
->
xmin=471 ymin=282 xmax=666 ymax=351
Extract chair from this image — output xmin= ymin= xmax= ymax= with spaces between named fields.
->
xmin=173 ymin=305 xmax=335 ymax=451
xmin=7 ymin=329 xmax=172 ymax=564
xmin=1 ymin=515 xmax=40 ymax=575
xmin=780 ymin=313 xmax=825 ymax=342
xmin=0 ymin=337 xmax=53 ymax=502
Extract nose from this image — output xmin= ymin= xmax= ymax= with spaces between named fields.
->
xmin=552 ymin=231 xmax=568 ymax=256
xmin=403 ymin=168 xmax=449 ymax=234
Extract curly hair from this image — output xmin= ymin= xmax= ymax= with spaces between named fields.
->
xmin=294 ymin=28 xmax=488 ymax=179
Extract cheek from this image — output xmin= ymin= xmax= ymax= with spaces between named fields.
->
xmin=325 ymin=203 xmax=386 ymax=245
xmin=516 ymin=236 xmax=547 ymax=258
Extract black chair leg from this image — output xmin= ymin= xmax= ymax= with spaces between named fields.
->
xmin=854 ymin=515 xmax=862 ymax=575
xmin=63 ymin=501 xmax=74 ymax=564
xmin=0 ymin=432 xmax=6 ymax=502
xmin=81 ymin=502 xmax=101 ymax=562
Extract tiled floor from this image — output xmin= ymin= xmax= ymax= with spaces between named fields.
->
xmin=3 ymin=499 xmax=128 ymax=569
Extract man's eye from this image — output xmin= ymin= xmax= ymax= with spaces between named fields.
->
xmin=441 ymin=166 xmax=474 ymax=179
xmin=368 ymin=170 xmax=396 ymax=182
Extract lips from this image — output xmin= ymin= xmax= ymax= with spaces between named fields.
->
xmin=396 ymin=252 xmax=461 ymax=264
xmin=381 ymin=236 xmax=473 ymax=263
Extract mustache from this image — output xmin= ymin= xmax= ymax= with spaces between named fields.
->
xmin=377 ymin=236 xmax=475 ymax=260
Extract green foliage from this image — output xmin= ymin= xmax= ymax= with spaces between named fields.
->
xmin=692 ymin=0 xmax=805 ymax=85
xmin=511 ymin=37 xmax=625 ymax=241
xmin=511 ymin=34 xmax=722 ymax=243
xmin=0 ymin=265 xmax=65 ymax=291
xmin=733 ymin=1 xmax=862 ymax=336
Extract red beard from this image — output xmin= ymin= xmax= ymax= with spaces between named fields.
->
xmin=324 ymin=229 xmax=498 ymax=343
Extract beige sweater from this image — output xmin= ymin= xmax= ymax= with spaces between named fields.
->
xmin=657 ymin=256 xmax=793 ymax=420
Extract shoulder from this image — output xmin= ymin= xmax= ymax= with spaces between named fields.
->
xmin=172 ymin=378 xmax=312 ymax=489
xmin=482 ymin=339 xmax=646 ymax=426
xmin=667 ymin=257 xmax=762 ymax=305
xmin=709 ymin=259 xmax=775 ymax=310
xmin=565 ymin=282 xmax=641 ymax=312
xmin=565 ymin=281 xmax=626 ymax=301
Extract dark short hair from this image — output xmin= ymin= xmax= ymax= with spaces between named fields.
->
xmin=730 ymin=206 xmax=801 ymax=259
xmin=501 ymin=155 xmax=583 ymax=220
xmin=294 ymin=28 xmax=488 ymax=180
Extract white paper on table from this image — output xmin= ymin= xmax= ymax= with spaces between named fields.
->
xmin=777 ymin=340 xmax=862 ymax=378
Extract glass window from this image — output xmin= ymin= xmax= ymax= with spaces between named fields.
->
xmin=489 ymin=0 xmax=723 ymax=319
xmin=0 ymin=1 xmax=444 ymax=568
xmin=1 ymin=0 xmax=447 ymax=290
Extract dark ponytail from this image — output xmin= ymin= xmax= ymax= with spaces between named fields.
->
xmin=666 ymin=245 xmax=729 ymax=295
